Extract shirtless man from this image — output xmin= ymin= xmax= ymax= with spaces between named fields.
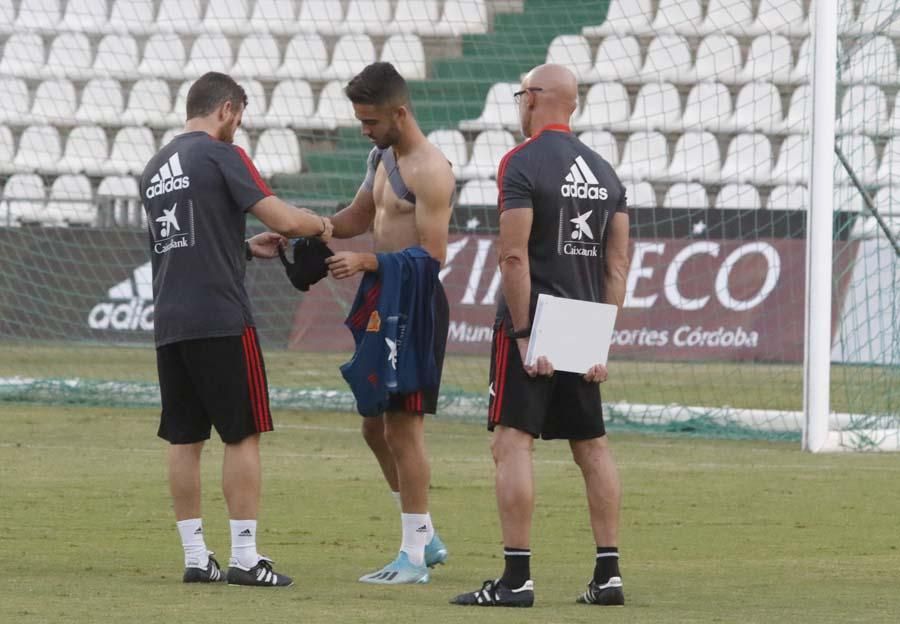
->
xmin=326 ymin=62 xmax=455 ymax=585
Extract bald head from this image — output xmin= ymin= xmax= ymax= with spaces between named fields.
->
xmin=517 ymin=64 xmax=578 ymax=136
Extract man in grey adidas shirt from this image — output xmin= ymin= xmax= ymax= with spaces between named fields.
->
xmin=141 ymin=72 xmax=333 ymax=587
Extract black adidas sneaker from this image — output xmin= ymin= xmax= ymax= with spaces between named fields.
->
xmin=450 ymin=579 xmax=534 ymax=607
xmin=182 ymin=553 xmax=225 ymax=583
xmin=226 ymin=557 xmax=293 ymax=587
xmin=576 ymin=576 xmax=625 ymax=605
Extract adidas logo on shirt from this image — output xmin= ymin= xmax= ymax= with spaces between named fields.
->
xmin=561 ymin=155 xmax=608 ymax=200
xmin=145 ymin=152 xmax=190 ymax=199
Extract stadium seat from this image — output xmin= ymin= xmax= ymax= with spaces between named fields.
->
xmin=388 ymin=0 xmax=441 ymax=35
xmin=15 ymin=0 xmax=61 ymax=32
xmin=590 ymin=36 xmax=642 ymax=83
xmin=698 ymin=0 xmax=754 ymax=36
xmin=92 ymin=35 xmax=140 ymax=79
xmin=75 ymin=79 xmax=125 ymax=125
xmin=725 ymin=81 xmax=785 ymax=133
xmin=3 ymin=174 xmax=47 ymax=226
xmin=29 ymin=80 xmax=77 ymax=126
xmin=0 ymin=0 xmax=14 ymax=35
xmin=625 ymin=180 xmax=656 ymax=207
xmin=842 ymin=36 xmax=898 ymax=85
xmin=0 ymin=34 xmax=47 ymax=79
xmin=789 ymin=37 xmax=811 ymax=84
xmin=874 ymin=187 xmax=900 ymax=216
xmin=783 ymin=84 xmax=810 ymax=133
xmin=61 ymin=0 xmax=110 ymax=34
xmin=617 ymin=131 xmax=668 ymax=181
xmin=889 ymin=92 xmax=900 ymax=134
xmin=47 ymin=175 xmax=95 ymax=226
xmin=767 ymin=184 xmax=808 ymax=210
xmin=459 ymin=130 xmax=516 ymax=180
xmin=58 ymin=125 xmax=110 ymax=176
xmin=122 ymin=79 xmax=173 ymax=127
xmin=457 ymin=179 xmax=497 ymax=206
xmin=155 ymin=0 xmax=203 ymax=34
xmin=184 ymin=34 xmax=234 ymax=77
xmin=876 ymin=137 xmax=900 ymax=185
xmin=13 ymin=126 xmax=62 ymax=174
xmin=233 ymin=128 xmax=253 ymax=157
xmin=297 ymin=0 xmax=345 ymax=36
xmin=323 ymin=34 xmax=376 ymax=81
xmin=264 ymin=80 xmax=316 ymax=128
xmin=572 ymin=82 xmax=630 ymax=131
xmin=232 ymin=80 xmax=267 ymax=129
xmin=42 ymin=33 xmax=93 ymax=81
xmin=0 ymin=78 xmax=31 ymax=126
xmin=0 ymin=126 xmax=14 ymax=175
xmin=849 ymin=214 xmax=900 ymax=240
xmin=459 ymin=83 xmax=519 ymax=132
xmin=102 ymin=127 xmax=156 ymax=175
xmin=650 ymin=0 xmax=703 ymax=37
xmin=640 ymin=35 xmax=693 ymax=83
xmin=203 ymin=0 xmax=251 ymax=35
xmin=738 ymin=35 xmax=794 ymax=84
xmin=434 ymin=0 xmax=489 ymax=36
xmin=97 ymin=175 xmax=138 ymax=199
xmin=249 ymin=0 xmax=299 ymax=35
xmin=254 ymin=129 xmax=302 ymax=176
xmin=694 ymin=35 xmax=743 ymax=83
xmin=665 ymin=132 xmax=721 ymax=183
xmin=715 ymin=183 xmax=762 ymax=210
xmin=748 ymin=0 xmax=808 ymax=37
xmin=231 ymin=35 xmax=281 ymax=80
xmin=578 ymin=130 xmax=619 ymax=166
xmin=138 ymin=34 xmax=187 ymax=80
xmin=662 ymin=182 xmax=709 ymax=209
xmin=427 ymin=129 xmax=469 ymax=176
xmin=720 ymin=133 xmax=773 ymax=184
xmin=545 ymin=35 xmax=596 ymax=83
xmin=623 ymin=82 xmax=681 ymax=132
xmin=834 ymin=185 xmax=867 ymax=214
xmin=340 ymin=0 xmax=394 ymax=35
xmin=583 ymin=0 xmax=653 ymax=36
xmin=305 ymin=81 xmax=357 ymax=130
xmin=681 ymin=82 xmax=733 ymax=132
xmin=770 ymin=135 xmax=809 ymax=184
xmin=381 ymin=34 xmax=427 ymax=80
xmin=834 ymin=135 xmax=877 ymax=185
xmin=106 ymin=0 xmax=156 ymax=34
xmin=836 ymin=85 xmax=889 ymax=135
xmin=275 ymin=34 xmax=328 ymax=80
xmin=159 ymin=128 xmax=182 ymax=149
xmin=848 ymin=0 xmax=900 ymax=36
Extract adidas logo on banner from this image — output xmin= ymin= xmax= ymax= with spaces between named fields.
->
xmin=145 ymin=152 xmax=190 ymax=199
xmin=87 ymin=262 xmax=154 ymax=332
xmin=561 ymin=155 xmax=608 ymax=200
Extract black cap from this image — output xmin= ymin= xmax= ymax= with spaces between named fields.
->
xmin=278 ymin=237 xmax=334 ymax=291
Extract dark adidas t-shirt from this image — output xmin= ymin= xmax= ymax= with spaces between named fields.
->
xmin=140 ymin=131 xmax=272 ymax=347
xmin=496 ymin=124 xmax=628 ymax=325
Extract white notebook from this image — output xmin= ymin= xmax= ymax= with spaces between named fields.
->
xmin=524 ymin=294 xmax=618 ymax=374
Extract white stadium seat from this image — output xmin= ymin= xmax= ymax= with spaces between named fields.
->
xmin=836 ymin=85 xmax=889 ymax=135
xmin=231 ymin=128 xmax=253 ymax=158
xmin=459 ymin=83 xmax=519 ymax=132
xmin=434 ymin=0 xmax=489 ymax=36
xmin=122 ymin=79 xmax=173 ymax=127
xmin=62 ymin=0 xmax=110 ymax=35
xmin=254 ymin=129 xmax=302 ymax=176
xmin=546 ymin=35 xmax=596 ymax=83
xmin=0 ymin=34 xmax=46 ymax=79
xmin=323 ymin=35 xmax=376 ymax=81
xmin=0 ymin=78 xmax=31 ymax=126
xmin=138 ymin=34 xmax=187 ymax=80
xmin=739 ymin=35 xmax=794 ymax=83
xmin=783 ymin=84 xmax=810 ymax=133
xmin=14 ymin=126 xmax=61 ymax=174
xmin=389 ymin=0 xmax=441 ymax=35
xmin=578 ymin=130 xmax=619 ymax=166
xmin=720 ymin=133 xmax=773 ymax=185
xmin=889 ymin=92 xmax=900 ymax=134
xmin=264 ymin=80 xmax=316 ymax=129
xmin=874 ymin=188 xmax=900 ymax=216
xmin=459 ymin=130 xmax=516 ymax=180
xmin=47 ymin=175 xmax=95 ymax=226
xmin=789 ymin=37 xmax=812 ymax=84
xmin=92 ymin=35 xmax=140 ymax=79
xmin=298 ymin=0 xmax=345 ymax=36
xmin=590 ymin=36 xmax=642 ymax=83
xmin=572 ymin=82 xmax=630 ymax=131
xmin=231 ymin=35 xmax=282 ymax=80
xmin=340 ymin=0 xmax=394 ymax=35
xmin=457 ymin=179 xmax=497 ymax=206
xmin=29 ymin=80 xmax=78 ymax=126
xmin=640 ymin=35 xmax=694 ymax=83
xmin=75 ymin=79 xmax=125 ymax=125
xmin=748 ymin=0 xmax=808 ymax=37
xmin=15 ymin=0 xmax=61 ymax=33
xmin=583 ymin=0 xmax=653 ymax=36
xmin=651 ymin=0 xmax=703 ymax=37
xmin=625 ymin=180 xmax=656 ymax=208
xmin=184 ymin=34 xmax=234 ymax=77
xmin=0 ymin=126 xmax=14 ymax=175
xmin=249 ymin=0 xmax=299 ymax=35
xmin=155 ymin=0 xmax=203 ymax=34
xmin=275 ymin=34 xmax=328 ymax=80
xmin=681 ymin=82 xmax=733 ymax=132
xmin=715 ymin=183 xmax=762 ymax=210
xmin=203 ymin=0 xmax=251 ymax=35
xmin=3 ymin=174 xmax=47 ymax=226
xmin=0 ymin=0 xmax=14 ymax=35
xmin=699 ymin=0 xmax=754 ymax=36
xmin=159 ymin=128 xmax=183 ymax=150
xmin=726 ymin=81 xmax=785 ymax=133
xmin=617 ymin=131 xmax=668 ymax=181
xmin=234 ymin=80 xmax=267 ymax=129
xmin=842 ymin=36 xmax=898 ymax=85
xmin=665 ymin=132 xmax=721 ymax=183
xmin=97 ymin=175 xmax=138 ymax=199
xmin=107 ymin=0 xmax=156 ymax=35
xmin=694 ymin=35 xmax=743 ymax=83
xmin=849 ymin=0 xmax=900 ymax=36
xmin=834 ymin=135 xmax=877 ymax=186
xmin=771 ymin=135 xmax=809 ymax=184
xmin=876 ymin=138 xmax=900 ymax=185
xmin=381 ymin=34 xmax=427 ymax=80
xmin=304 ymin=81 xmax=358 ymax=130
xmin=624 ymin=82 xmax=681 ymax=132
xmin=767 ymin=185 xmax=808 ymax=210
xmin=833 ymin=185 xmax=866 ymax=214
xmin=58 ymin=125 xmax=110 ymax=176
xmin=103 ymin=126 xmax=156 ymax=175
xmin=662 ymin=182 xmax=709 ymax=209
xmin=427 ymin=129 xmax=469 ymax=176
xmin=42 ymin=33 xmax=93 ymax=81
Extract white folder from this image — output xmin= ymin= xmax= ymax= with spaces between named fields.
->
xmin=524 ymin=294 xmax=618 ymax=374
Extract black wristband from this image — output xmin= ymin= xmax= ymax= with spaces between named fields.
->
xmin=244 ymin=240 xmax=253 ymax=261
xmin=507 ymin=326 xmax=531 ymax=339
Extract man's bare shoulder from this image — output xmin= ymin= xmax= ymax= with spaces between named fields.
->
xmin=408 ymin=142 xmax=455 ymax=186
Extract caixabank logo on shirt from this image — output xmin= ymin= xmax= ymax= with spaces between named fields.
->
xmin=151 ymin=200 xmax=194 ymax=254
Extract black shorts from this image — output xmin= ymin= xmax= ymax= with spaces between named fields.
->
xmin=156 ymin=326 xmax=273 ymax=445
xmin=487 ymin=321 xmax=606 ymax=440
xmin=384 ymin=282 xmax=449 ymax=416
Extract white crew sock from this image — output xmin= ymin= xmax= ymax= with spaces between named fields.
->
xmin=176 ymin=518 xmax=209 ymax=569
xmin=230 ymin=519 xmax=260 ymax=570
xmin=390 ymin=490 xmax=402 ymax=509
xmin=400 ymin=512 xmax=430 ymax=567
xmin=425 ymin=512 xmax=435 ymax=543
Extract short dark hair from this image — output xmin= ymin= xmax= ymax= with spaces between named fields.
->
xmin=345 ymin=62 xmax=409 ymax=107
xmin=186 ymin=72 xmax=248 ymax=119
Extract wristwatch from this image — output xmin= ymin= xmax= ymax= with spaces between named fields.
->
xmin=244 ymin=240 xmax=253 ymax=261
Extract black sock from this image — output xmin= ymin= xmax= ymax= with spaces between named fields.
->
xmin=500 ymin=547 xmax=531 ymax=588
xmin=594 ymin=547 xmax=620 ymax=584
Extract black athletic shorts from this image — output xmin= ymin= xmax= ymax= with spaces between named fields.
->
xmin=156 ymin=326 xmax=273 ymax=444
xmin=384 ymin=282 xmax=449 ymax=416
xmin=487 ymin=320 xmax=606 ymax=440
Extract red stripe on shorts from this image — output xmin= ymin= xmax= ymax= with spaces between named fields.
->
xmin=492 ymin=326 xmax=510 ymax=424
xmin=242 ymin=327 xmax=272 ymax=432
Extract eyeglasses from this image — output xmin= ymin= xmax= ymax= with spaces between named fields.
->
xmin=513 ymin=87 xmax=544 ymax=103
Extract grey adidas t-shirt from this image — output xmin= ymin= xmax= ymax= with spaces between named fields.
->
xmin=140 ymin=131 xmax=272 ymax=347
xmin=496 ymin=125 xmax=628 ymax=325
